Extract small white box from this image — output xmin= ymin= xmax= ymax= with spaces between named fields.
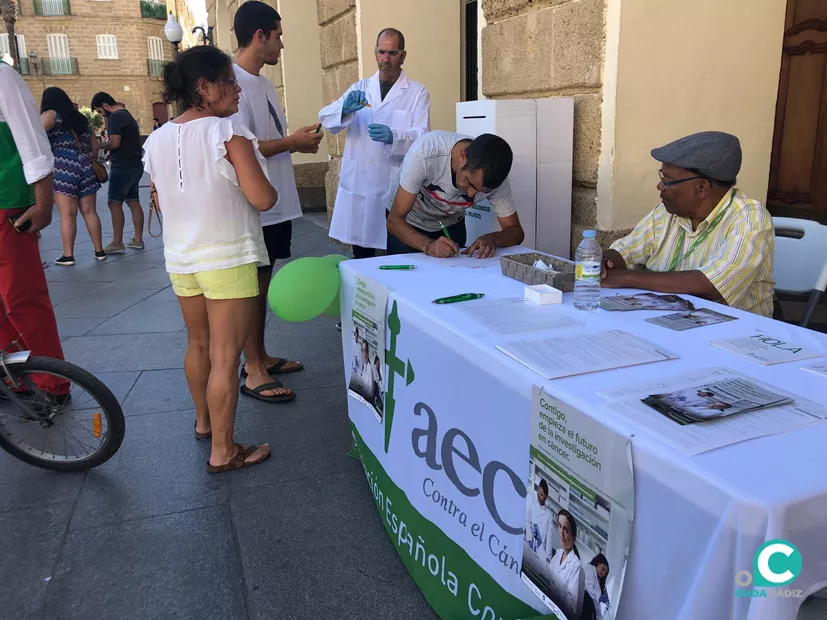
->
xmin=524 ymin=284 xmax=562 ymax=305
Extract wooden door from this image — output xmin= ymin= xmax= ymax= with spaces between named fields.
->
xmin=768 ymin=0 xmax=827 ymax=223
xmin=152 ymin=102 xmax=168 ymax=125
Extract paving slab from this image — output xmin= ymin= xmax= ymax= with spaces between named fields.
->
xmin=46 ymin=506 xmax=246 ymax=620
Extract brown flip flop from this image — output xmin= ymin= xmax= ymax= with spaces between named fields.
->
xmin=206 ymin=443 xmax=270 ymax=474
xmin=194 ymin=423 xmax=211 ymax=441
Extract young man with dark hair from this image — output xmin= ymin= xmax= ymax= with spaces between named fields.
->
xmin=232 ymin=0 xmax=323 ymax=404
xmin=386 ymin=130 xmax=523 ymax=258
xmin=91 ymin=92 xmax=145 ymax=254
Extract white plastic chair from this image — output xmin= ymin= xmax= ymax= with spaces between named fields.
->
xmin=772 ymin=217 xmax=827 ymax=328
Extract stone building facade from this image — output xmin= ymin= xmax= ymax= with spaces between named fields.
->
xmin=208 ymin=0 xmax=801 ymax=249
xmin=6 ymin=0 xmax=172 ymax=133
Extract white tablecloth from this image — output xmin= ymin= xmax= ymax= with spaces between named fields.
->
xmin=339 ymin=249 xmax=827 ymax=620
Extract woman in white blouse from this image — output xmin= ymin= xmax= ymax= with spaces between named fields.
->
xmin=549 ymin=508 xmax=586 ymax=618
xmin=143 ymin=46 xmax=278 ymax=474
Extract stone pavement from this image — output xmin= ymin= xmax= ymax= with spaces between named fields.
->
xmin=0 ymin=184 xmax=436 ymax=620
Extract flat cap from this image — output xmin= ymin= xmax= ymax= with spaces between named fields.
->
xmin=651 ymin=131 xmax=742 ymax=183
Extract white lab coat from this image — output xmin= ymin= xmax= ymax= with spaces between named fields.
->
xmin=583 ymin=563 xmax=606 ymax=620
xmin=320 ymin=70 xmax=430 ymax=250
xmin=525 ymin=493 xmax=554 ymax=562
xmin=549 ymin=548 xmax=585 ymax=618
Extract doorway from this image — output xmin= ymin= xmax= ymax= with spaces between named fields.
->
xmin=767 ymin=0 xmax=827 ymax=223
xmin=464 ymin=0 xmax=478 ymax=102
xmin=152 ymin=101 xmax=169 ymax=126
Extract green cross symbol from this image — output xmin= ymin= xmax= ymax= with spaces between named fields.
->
xmin=383 ymin=300 xmax=414 ymax=453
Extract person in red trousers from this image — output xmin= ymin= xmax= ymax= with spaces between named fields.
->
xmin=0 ymin=63 xmax=69 ymax=395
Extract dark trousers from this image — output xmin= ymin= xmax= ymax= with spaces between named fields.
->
xmin=386 ymin=219 xmax=467 ymax=255
xmin=351 ymin=245 xmax=377 ymax=259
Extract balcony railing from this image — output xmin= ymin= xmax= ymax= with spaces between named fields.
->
xmin=17 ymin=57 xmax=31 ymax=75
xmin=33 ymin=0 xmax=71 ymax=16
xmin=140 ymin=1 xmax=166 ymax=19
xmin=147 ymin=58 xmax=166 ymax=77
xmin=41 ymin=57 xmax=79 ymax=76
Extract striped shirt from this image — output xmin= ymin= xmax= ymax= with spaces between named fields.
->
xmin=610 ymin=189 xmax=775 ymax=317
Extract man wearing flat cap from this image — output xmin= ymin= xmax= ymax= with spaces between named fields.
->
xmin=601 ymin=131 xmax=775 ymax=316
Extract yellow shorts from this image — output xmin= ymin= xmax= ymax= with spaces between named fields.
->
xmin=169 ymin=264 xmax=259 ymax=300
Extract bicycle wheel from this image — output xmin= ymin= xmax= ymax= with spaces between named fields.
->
xmin=0 ymin=356 xmax=125 ymax=472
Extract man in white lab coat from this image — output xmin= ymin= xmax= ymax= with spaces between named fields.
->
xmin=319 ymin=28 xmax=430 ymax=258
xmin=525 ymin=479 xmax=555 ymax=566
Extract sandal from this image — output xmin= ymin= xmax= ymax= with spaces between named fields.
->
xmin=206 ymin=443 xmax=270 ymax=474
xmin=194 ymin=422 xmax=211 ymax=441
xmin=239 ymin=379 xmax=296 ymax=403
xmin=240 ymin=358 xmax=304 ymax=378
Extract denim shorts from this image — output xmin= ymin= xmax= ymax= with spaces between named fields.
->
xmin=108 ymin=168 xmax=143 ymax=203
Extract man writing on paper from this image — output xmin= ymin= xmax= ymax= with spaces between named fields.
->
xmin=386 ymin=131 xmax=523 ymax=258
xmin=601 ymin=131 xmax=775 ymax=317
xmin=319 ymin=28 xmax=430 ymax=259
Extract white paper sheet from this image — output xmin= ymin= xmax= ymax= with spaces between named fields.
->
xmin=710 ymin=332 xmax=823 ymax=365
xmin=459 ymin=297 xmax=582 ymax=337
xmin=802 ymin=363 xmax=827 ymax=378
xmin=497 ymin=329 xmax=677 ymax=380
xmin=599 ymin=367 xmax=827 ymax=455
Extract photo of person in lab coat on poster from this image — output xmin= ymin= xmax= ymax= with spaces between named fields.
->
xmin=319 ymin=27 xmax=430 ymax=258
xmin=521 ymin=462 xmax=620 ymax=620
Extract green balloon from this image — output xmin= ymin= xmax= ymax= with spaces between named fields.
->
xmin=320 ymin=254 xmax=348 ymax=317
xmin=268 ymin=257 xmax=340 ymax=322
xmin=322 ymin=254 xmax=349 ymax=266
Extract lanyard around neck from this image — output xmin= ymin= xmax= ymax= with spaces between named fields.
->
xmin=668 ymin=190 xmax=735 ymax=272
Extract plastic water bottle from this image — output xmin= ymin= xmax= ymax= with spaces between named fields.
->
xmin=573 ymin=230 xmax=602 ymax=311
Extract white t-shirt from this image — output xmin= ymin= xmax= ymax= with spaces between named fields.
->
xmin=142 ymin=116 xmax=268 ymax=274
xmin=398 ymin=130 xmax=515 ymax=232
xmin=233 ymin=63 xmax=302 ymax=227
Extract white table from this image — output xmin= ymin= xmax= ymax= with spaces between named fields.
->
xmin=339 ymin=249 xmax=827 ymax=620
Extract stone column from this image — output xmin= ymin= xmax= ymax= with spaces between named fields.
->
xmin=316 ymin=0 xmax=358 ymax=224
xmin=481 ymin=0 xmax=612 ymax=251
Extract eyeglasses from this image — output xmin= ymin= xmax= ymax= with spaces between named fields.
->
xmin=658 ymin=169 xmax=702 ymax=188
xmin=375 ymin=48 xmax=401 ymax=57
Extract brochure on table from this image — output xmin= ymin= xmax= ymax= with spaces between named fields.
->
xmin=522 ymin=389 xmax=634 ymax=620
xmin=645 ymin=308 xmax=736 ymax=332
xmin=710 ymin=331 xmax=822 ymax=366
xmin=599 ymin=368 xmax=827 ymax=455
xmin=600 ymin=293 xmax=693 ymax=312
xmin=347 ymin=275 xmax=389 ymax=422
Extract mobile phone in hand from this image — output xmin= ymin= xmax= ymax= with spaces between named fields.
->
xmin=315 ymin=124 xmax=322 ymax=134
xmin=8 ymin=217 xmax=32 ymax=232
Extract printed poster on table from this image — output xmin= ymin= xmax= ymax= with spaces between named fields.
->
xmin=347 ymin=275 xmax=388 ymax=422
xmin=522 ymin=388 xmax=634 ymax=620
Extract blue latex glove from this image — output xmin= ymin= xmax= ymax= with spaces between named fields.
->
xmin=368 ymin=123 xmax=393 ymax=145
xmin=342 ymin=90 xmax=368 ymax=115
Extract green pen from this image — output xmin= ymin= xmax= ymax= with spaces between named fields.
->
xmin=379 ymin=264 xmax=417 ymax=270
xmin=432 ymin=293 xmax=484 ymax=305
xmin=439 ymin=220 xmax=452 ymax=241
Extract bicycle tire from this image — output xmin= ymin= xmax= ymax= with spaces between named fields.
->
xmin=0 ymin=356 xmax=125 ymax=472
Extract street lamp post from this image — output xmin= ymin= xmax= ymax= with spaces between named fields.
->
xmin=163 ymin=15 xmax=184 ymax=117
xmin=192 ymin=26 xmax=214 ymax=46
xmin=164 ymin=14 xmax=184 ymax=60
